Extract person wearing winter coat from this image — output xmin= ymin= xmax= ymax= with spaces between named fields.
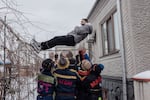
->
xmin=78 ymin=47 xmax=91 ymax=62
xmin=81 ymin=64 xmax=104 ymax=100
xmin=66 ymin=50 xmax=77 ymax=70
xmin=53 ymin=57 xmax=81 ymax=100
xmin=76 ymin=59 xmax=92 ymax=100
xmin=30 ymin=18 xmax=93 ymax=53
xmin=37 ymin=59 xmax=55 ymax=100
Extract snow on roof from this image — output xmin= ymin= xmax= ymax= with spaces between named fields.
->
xmin=132 ymin=70 xmax=150 ymax=82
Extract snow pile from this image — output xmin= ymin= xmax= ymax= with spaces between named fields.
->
xmin=132 ymin=70 xmax=150 ymax=81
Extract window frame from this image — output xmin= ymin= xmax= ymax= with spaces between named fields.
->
xmin=101 ymin=10 xmax=120 ymax=56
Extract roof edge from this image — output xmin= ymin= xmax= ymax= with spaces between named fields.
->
xmin=87 ymin=0 xmax=100 ymax=19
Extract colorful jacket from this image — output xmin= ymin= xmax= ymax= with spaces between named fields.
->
xmin=54 ymin=68 xmax=80 ymax=96
xmin=37 ymin=70 xmax=55 ymax=95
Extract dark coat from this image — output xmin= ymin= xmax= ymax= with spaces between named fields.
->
xmin=37 ymin=70 xmax=55 ymax=100
xmin=54 ymin=68 xmax=80 ymax=100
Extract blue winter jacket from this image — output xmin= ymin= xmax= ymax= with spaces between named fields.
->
xmin=54 ymin=68 xmax=80 ymax=99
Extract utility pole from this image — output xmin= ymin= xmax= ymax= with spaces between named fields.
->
xmin=3 ymin=16 xmax=6 ymax=100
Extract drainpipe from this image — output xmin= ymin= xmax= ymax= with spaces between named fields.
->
xmin=117 ymin=0 xmax=127 ymax=100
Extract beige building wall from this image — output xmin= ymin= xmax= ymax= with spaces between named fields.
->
xmin=87 ymin=0 xmax=123 ymax=77
xmin=121 ymin=0 xmax=150 ymax=78
xmin=85 ymin=0 xmax=150 ymax=78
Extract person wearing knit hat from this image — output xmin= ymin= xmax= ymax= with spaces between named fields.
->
xmin=81 ymin=59 xmax=92 ymax=71
xmin=76 ymin=59 xmax=92 ymax=100
xmin=92 ymin=64 xmax=104 ymax=75
xmin=78 ymin=47 xmax=91 ymax=62
xmin=57 ymin=57 xmax=70 ymax=69
xmin=77 ymin=59 xmax=92 ymax=81
xmin=53 ymin=57 xmax=81 ymax=100
xmin=80 ymin=63 xmax=104 ymax=100
xmin=37 ymin=58 xmax=55 ymax=100
xmin=66 ymin=50 xmax=77 ymax=70
xmin=42 ymin=58 xmax=54 ymax=71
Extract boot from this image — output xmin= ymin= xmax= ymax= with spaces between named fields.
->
xmin=30 ymin=39 xmax=41 ymax=53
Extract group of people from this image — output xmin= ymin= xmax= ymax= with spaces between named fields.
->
xmin=32 ymin=18 xmax=104 ymax=100
xmin=37 ymin=49 xmax=104 ymax=100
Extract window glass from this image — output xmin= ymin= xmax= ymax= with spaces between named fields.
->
xmin=101 ymin=10 xmax=120 ymax=56
xmin=113 ymin=11 xmax=120 ymax=50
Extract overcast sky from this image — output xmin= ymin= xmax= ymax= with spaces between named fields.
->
xmin=12 ymin=0 xmax=96 ymax=42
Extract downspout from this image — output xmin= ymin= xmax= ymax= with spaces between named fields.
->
xmin=117 ymin=0 xmax=127 ymax=100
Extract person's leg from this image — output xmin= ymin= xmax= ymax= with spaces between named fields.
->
xmin=41 ymin=35 xmax=75 ymax=50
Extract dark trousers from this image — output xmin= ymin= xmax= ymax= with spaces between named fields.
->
xmin=76 ymin=90 xmax=88 ymax=100
xmin=87 ymin=90 xmax=102 ymax=100
xmin=87 ymin=94 xmax=102 ymax=100
xmin=41 ymin=35 xmax=75 ymax=50
xmin=55 ymin=93 xmax=75 ymax=100
xmin=55 ymin=96 xmax=75 ymax=100
xmin=76 ymin=90 xmax=102 ymax=100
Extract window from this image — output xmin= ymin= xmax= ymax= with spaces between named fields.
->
xmin=101 ymin=11 xmax=120 ymax=56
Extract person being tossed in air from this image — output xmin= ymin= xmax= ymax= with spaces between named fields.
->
xmin=31 ymin=18 xmax=93 ymax=53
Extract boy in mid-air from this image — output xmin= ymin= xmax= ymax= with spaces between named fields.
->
xmin=31 ymin=18 xmax=93 ymax=53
